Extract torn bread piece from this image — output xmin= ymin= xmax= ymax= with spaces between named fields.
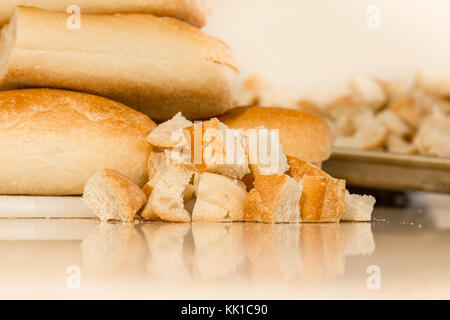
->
xmin=83 ymin=169 xmax=147 ymax=222
xmin=341 ymin=191 xmax=376 ymax=222
xmin=246 ymin=127 xmax=290 ymax=177
xmin=244 ymin=174 xmax=302 ymax=223
xmin=299 ymin=176 xmax=346 ymax=223
xmin=144 ymin=151 xmax=194 ymax=203
xmin=141 ymin=163 xmax=195 ymax=222
xmin=192 ymin=172 xmax=247 ymax=222
xmin=349 ymin=75 xmax=387 ymax=111
xmin=286 ymin=155 xmax=345 ymax=222
xmin=147 ymin=112 xmax=192 ymax=148
xmin=287 ymin=155 xmax=329 ymax=180
xmin=185 ymin=118 xmax=249 ymax=179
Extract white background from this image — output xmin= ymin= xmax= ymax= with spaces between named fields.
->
xmin=205 ymin=0 xmax=450 ymax=94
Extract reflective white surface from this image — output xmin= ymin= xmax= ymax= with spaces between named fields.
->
xmin=0 ymin=205 xmax=449 ymax=299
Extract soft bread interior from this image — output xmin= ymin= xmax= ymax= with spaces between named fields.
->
xmin=273 ymin=177 xmax=302 ymax=223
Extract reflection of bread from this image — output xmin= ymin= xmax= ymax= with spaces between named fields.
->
xmin=0 ymin=89 xmax=155 ymax=195
xmin=83 ymin=169 xmax=147 ymax=222
xmin=219 ymin=107 xmax=332 ymax=164
xmin=244 ymin=224 xmax=301 ymax=279
xmin=147 ymin=113 xmax=192 ymax=148
xmin=244 ymin=174 xmax=302 ymax=223
xmin=192 ymin=173 xmax=247 ymax=222
xmin=141 ymin=223 xmax=192 ymax=279
xmin=0 ymin=7 xmax=237 ymax=121
xmin=300 ymin=224 xmax=345 ymax=279
xmin=0 ymin=0 xmax=212 ymax=28
xmin=341 ymin=191 xmax=376 ymax=222
xmin=81 ymin=222 xmax=147 ymax=274
xmin=341 ymin=223 xmax=375 ymax=256
xmin=192 ymin=223 xmax=245 ymax=280
xmin=141 ymin=164 xmax=195 ymax=222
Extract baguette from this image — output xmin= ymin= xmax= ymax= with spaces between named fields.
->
xmin=82 ymin=169 xmax=147 ymax=222
xmin=0 ymin=89 xmax=155 ymax=195
xmin=0 ymin=0 xmax=211 ymax=28
xmin=0 ymin=7 xmax=237 ymax=121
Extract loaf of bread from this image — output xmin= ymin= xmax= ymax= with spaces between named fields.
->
xmin=219 ymin=107 xmax=332 ymax=165
xmin=0 ymin=0 xmax=211 ymax=28
xmin=0 ymin=89 xmax=155 ymax=195
xmin=0 ymin=6 xmax=238 ymax=121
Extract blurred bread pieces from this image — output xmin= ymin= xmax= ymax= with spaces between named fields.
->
xmin=234 ymin=73 xmax=450 ymax=159
xmin=414 ymin=109 xmax=450 ymax=157
xmin=0 ymin=0 xmax=211 ymax=28
xmin=386 ymin=135 xmax=417 ymax=154
xmin=147 ymin=112 xmax=192 ymax=148
xmin=141 ymin=163 xmax=195 ymax=222
xmin=349 ymin=75 xmax=387 ymax=111
xmin=415 ymin=69 xmax=450 ymax=98
xmin=192 ymin=172 xmax=247 ymax=222
xmin=341 ymin=191 xmax=376 ymax=222
xmin=83 ymin=169 xmax=147 ymax=222
xmin=377 ymin=110 xmax=412 ymax=137
xmin=244 ymin=174 xmax=302 ymax=223
xmin=0 ymin=7 xmax=237 ymax=121
xmin=334 ymin=111 xmax=387 ymax=150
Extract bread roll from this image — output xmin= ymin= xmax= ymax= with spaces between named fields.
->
xmin=0 ymin=6 xmax=238 ymax=121
xmin=0 ymin=89 xmax=155 ymax=195
xmin=219 ymin=107 xmax=332 ymax=164
xmin=0 ymin=0 xmax=211 ymax=28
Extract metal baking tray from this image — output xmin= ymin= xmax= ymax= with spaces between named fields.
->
xmin=323 ymin=147 xmax=450 ymax=194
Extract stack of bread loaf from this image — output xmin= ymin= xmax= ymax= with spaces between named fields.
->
xmin=0 ymin=1 xmax=374 ymax=223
